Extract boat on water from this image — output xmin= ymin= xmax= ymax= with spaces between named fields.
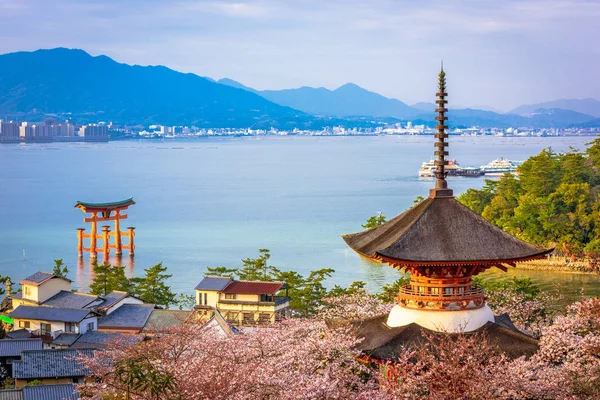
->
xmin=480 ymin=157 xmax=522 ymax=175
xmin=418 ymin=160 xmax=483 ymax=177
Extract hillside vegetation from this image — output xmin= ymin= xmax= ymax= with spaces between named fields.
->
xmin=459 ymin=137 xmax=600 ymax=261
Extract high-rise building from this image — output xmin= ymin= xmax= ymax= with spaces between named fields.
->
xmin=0 ymin=121 xmax=21 ymax=143
xmin=80 ymin=124 xmax=109 ymax=141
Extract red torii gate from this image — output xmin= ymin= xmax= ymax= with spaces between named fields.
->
xmin=75 ymin=198 xmax=136 ymax=261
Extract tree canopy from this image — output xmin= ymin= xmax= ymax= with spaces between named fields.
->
xmin=459 ymin=138 xmax=600 ymax=261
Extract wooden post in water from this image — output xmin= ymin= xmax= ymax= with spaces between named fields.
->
xmin=77 ymin=228 xmax=85 ymax=257
xmin=102 ymin=225 xmax=111 ymax=263
xmin=127 ymin=227 xmax=135 ymax=256
xmin=89 ymin=212 xmax=98 ymax=259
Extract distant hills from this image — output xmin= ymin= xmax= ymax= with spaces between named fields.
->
xmin=218 ymin=79 xmax=419 ymax=119
xmin=219 ymin=78 xmax=599 ymax=128
xmin=510 ymin=98 xmax=600 ymax=118
xmin=0 ymin=48 xmax=310 ymax=128
xmin=0 ymin=48 xmax=598 ymax=129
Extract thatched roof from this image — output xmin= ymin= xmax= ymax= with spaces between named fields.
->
xmin=329 ymin=313 xmax=538 ymax=360
xmin=342 ymin=197 xmax=551 ymax=265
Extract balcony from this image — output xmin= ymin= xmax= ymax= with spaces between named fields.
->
xmin=397 ymin=285 xmax=485 ymax=310
xmin=218 ymin=296 xmax=291 ymax=307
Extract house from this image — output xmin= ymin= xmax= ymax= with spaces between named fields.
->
xmin=11 ymin=273 xmax=72 ymax=308
xmin=8 ymin=306 xmax=98 ymax=343
xmin=0 ymin=339 xmax=42 ymax=378
xmin=0 ymin=384 xmax=79 ymax=400
xmin=2 ymin=271 xmax=145 ymax=347
xmin=97 ymin=303 xmax=155 ymax=333
xmin=194 ymin=277 xmax=291 ymax=326
xmin=69 ymin=330 xmax=144 ymax=349
xmin=12 ymin=348 xmax=92 ymax=389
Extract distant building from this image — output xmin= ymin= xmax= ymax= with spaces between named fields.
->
xmin=0 ymin=121 xmax=21 ymax=143
xmin=79 ymin=125 xmax=108 ymax=141
xmin=194 ymin=277 xmax=291 ymax=326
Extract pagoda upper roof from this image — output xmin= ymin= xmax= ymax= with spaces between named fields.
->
xmin=75 ymin=197 xmax=135 ymax=212
xmin=342 ymin=196 xmax=552 ymax=266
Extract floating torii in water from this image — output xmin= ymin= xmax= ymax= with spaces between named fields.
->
xmin=75 ymin=198 xmax=136 ymax=260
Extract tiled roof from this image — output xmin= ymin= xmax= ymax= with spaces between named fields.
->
xmin=12 ymin=348 xmax=93 ymax=379
xmin=22 ymin=383 xmax=79 ymax=400
xmin=96 ymin=291 xmax=129 ymax=309
xmin=0 ymin=339 xmax=42 ymax=357
xmin=222 ymin=281 xmax=284 ymax=295
xmin=42 ymin=291 xmax=98 ymax=309
xmin=6 ymin=329 xmax=32 ymax=340
xmin=73 ymin=331 xmax=144 ymax=348
xmin=97 ymin=304 xmax=154 ymax=330
xmin=0 ymin=389 xmax=23 ymax=400
xmin=11 ymin=292 xmax=22 ymax=300
xmin=194 ymin=277 xmax=232 ymax=291
xmin=143 ymin=309 xmax=191 ymax=332
xmin=9 ymin=306 xmax=94 ymax=323
xmin=19 ymin=272 xmax=70 ymax=286
xmin=52 ymin=333 xmax=82 ymax=346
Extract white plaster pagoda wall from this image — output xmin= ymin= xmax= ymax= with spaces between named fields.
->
xmin=386 ymin=304 xmax=495 ymax=332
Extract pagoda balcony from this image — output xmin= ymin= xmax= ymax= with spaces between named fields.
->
xmin=397 ymin=284 xmax=485 ymax=310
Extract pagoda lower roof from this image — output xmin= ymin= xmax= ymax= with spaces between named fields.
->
xmin=75 ymin=197 xmax=135 ymax=212
xmin=328 ymin=313 xmax=538 ymax=360
xmin=342 ymin=196 xmax=552 ymax=266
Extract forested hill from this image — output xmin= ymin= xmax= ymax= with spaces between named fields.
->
xmin=0 ymin=48 xmax=310 ymax=128
xmin=458 ymin=137 xmax=600 ymax=259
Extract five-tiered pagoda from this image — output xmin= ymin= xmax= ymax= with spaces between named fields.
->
xmin=341 ymin=66 xmax=552 ymax=358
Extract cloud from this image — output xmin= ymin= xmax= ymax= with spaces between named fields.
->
xmin=0 ymin=0 xmax=598 ymax=109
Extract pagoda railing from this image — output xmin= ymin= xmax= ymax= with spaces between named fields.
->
xmin=397 ymin=284 xmax=485 ymax=310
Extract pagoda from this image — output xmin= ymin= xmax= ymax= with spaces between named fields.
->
xmin=342 ymin=66 xmax=552 ymax=336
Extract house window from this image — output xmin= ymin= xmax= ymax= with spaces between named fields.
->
xmin=71 ymin=377 xmax=83 ymax=384
xmin=65 ymin=322 xmax=76 ymax=333
xmin=204 ymin=293 xmax=207 ymax=305
xmin=19 ymin=321 xmax=30 ymax=329
xmin=24 ymin=287 xmax=31 ymax=297
xmin=87 ymin=322 xmax=95 ymax=331
xmin=40 ymin=323 xmax=51 ymax=336
xmin=224 ymin=294 xmax=236 ymax=300
xmin=260 ymin=294 xmax=274 ymax=302
xmin=243 ymin=313 xmax=254 ymax=324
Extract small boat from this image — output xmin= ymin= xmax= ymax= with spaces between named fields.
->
xmin=481 ymin=157 xmax=522 ymax=175
xmin=456 ymin=167 xmax=484 ymax=177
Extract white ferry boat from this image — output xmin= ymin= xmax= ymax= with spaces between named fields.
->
xmin=480 ymin=157 xmax=522 ymax=175
xmin=418 ymin=159 xmax=467 ymax=177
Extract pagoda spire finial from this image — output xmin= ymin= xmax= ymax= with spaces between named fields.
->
xmin=430 ymin=63 xmax=453 ymax=198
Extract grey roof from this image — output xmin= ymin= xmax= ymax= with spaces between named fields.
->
xmin=22 ymin=384 xmax=79 ymax=400
xmin=52 ymin=333 xmax=82 ymax=346
xmin=9 ymin=306 xmax=94 ymax=323
xmin=97 ymin=291 xmax=128 ymax=309
xmin=11 ymin=292 xmax=22 ymax=300
xmin=19 ymin=272 xmax=54 ymax=285
xmin=6 ymin=329 xmax=32 ymax=340
xmin=98 ymin=304 xmax=154 ymax=330
xmin=143 ymin=309 xmax=191 ymax=331
xmin=42 ymin=291 xmax=99 ymax=309
xmin=195 ymin=277 xmax=232 ymax=291
xmin=328 ymin=313 xmax=538 ymax=361
xmin=0 ymin=339 xmax=42 ymax=357
xmin=0 ymin=389 xmax=23 ymax=400
xmin=74 ymin=331 xmax=144 ymax=348
xmin=342 ymin=197 xmax=552 ymax=265
xmin=12 ymin=349 xmax=93 ymax=379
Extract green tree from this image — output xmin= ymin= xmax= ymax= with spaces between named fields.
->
xmin=328 ymin=281 xmax=368 ymax=297
xmin=131 ymin=263 xmax=177 ymax=309
xmin=237 ymin=249 xmax=280 ymax=281
xmin=518 ymin=148 xmax=562 ymax=197
xmin=89 ymin=262 xmax=134 ymax=296
xmin=52 ymin=259 xmax=68 ymax=278
xmin=377 ymin=276 xmax=411 ymax=303
xmin=204 ymin=266 xmax=237 ymax=278
xmin=362 ymin=212 xmax=386 ymax=230
xmin=285 ymin=268 xmax=335 ymax=316
xmin=458 ymin=179 xmax=497 ymax=215
xmin=177 ymin=293 xmax=196 ymax=310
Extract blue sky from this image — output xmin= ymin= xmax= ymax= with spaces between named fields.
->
xmin=0 ymin=0 xmax=598 ymax=110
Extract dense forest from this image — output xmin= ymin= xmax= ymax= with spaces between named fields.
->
xmin=459 ymin=137 xmax=600 ymax=262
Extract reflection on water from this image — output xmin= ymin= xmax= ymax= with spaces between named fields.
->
xmin=76 ymin=255 xmax=136 ymax=293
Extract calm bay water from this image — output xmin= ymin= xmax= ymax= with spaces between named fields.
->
xmin=0 ymin=135 xmax=599 ymax=299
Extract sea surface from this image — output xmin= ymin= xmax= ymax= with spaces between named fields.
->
xmin=1 ymin=135 xmax=599 ymax=300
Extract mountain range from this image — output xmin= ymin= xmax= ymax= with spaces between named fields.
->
xmin=0 ymin=48 xmax=598 ymax=129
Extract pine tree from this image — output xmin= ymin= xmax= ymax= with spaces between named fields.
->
xmin=131 ymin=263 xmax=177 ymax=309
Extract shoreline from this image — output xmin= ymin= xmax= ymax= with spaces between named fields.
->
xmin=517 ymin=258 xmax=599 ymax=275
